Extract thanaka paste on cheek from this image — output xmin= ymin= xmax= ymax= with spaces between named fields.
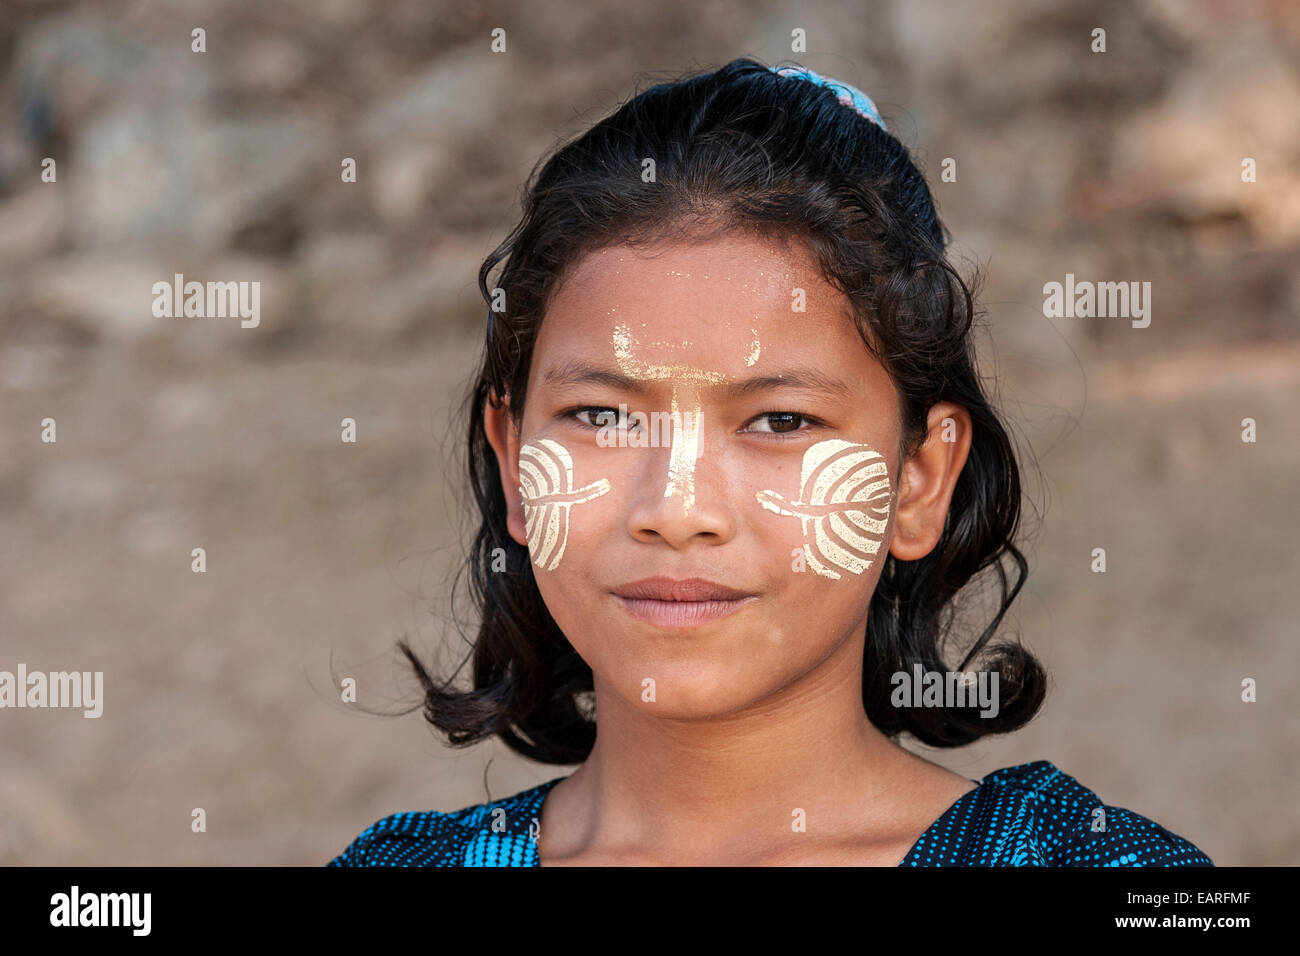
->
xmin=755 ymin=439 xmax=893 ymax=579
xmin=517 ymin=438 xmax=611 ymax=571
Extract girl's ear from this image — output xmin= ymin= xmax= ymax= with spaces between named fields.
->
xmin=889 ymin=401 xmax=972 ymax=561
xmin=483 ymin=391 xmax=529 ymax=550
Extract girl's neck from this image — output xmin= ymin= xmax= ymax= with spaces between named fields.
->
xmin=538 ymin=633 xmax=966 ymax=864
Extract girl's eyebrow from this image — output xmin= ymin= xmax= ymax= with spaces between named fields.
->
xmin=542 ymin=360 xmax=855 ymax=400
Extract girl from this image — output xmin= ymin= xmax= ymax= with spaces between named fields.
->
xmin=328 ymin=58 xmax=1212 ymax=867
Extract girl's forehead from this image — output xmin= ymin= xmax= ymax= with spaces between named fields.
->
xmin=540 ymin=236 xmax=855 ymax=353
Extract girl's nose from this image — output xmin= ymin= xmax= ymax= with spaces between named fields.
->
xmin=624 ymin=429 xmax=737 ymax=549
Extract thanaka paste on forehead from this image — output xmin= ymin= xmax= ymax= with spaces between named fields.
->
xmin=756 ymin=439 xmax=893 ymax=580
xmin=517 ymin=438 xmax=610 ymax=571
xmin=611 ymin=323 xmax=728 ymax=384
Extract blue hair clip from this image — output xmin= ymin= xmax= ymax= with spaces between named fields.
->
xmin=770 ymin=65 xmax=886 ymax=132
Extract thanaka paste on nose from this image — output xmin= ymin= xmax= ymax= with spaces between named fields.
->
xmin=611 ymin=321 xmax=761 ymax=513
xmin=756 ymin=439 xmax=893 ymax=579
xmin=664 ymin=390 xmax=702 ymax=510
xmin=518 ymin=438 xmax=610 ymax=571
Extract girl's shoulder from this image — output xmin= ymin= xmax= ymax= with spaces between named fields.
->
xmin=326 ymin=775 xmax=567 ymax=867
xmin=902 ymin=759 xmax=1214 ymax=867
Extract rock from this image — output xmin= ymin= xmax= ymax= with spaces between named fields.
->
xmin=359 ymin=42 xmax=516 ymax=225
xmin=8 ymin=11 xmax=215 ymax=139
xmin=73 ymin=105 xmax=327 ymax=253
xmin=0 ymin=186 xmax=64 ymax=264
xmin=28 ymin=458 xmax=125 ymax=524
xmin=27 ymin=256 xmax=166 ymax=342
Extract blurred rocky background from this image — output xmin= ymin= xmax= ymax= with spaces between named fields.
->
xmin=0 ymin=0 xmax=1296 ymax=864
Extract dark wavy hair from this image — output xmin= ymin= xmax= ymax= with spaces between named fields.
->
xmin=396 ymin=56 xmax=1045 ymax=764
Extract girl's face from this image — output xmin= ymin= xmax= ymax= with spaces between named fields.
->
xmin=486 ymin=232 xmax=942 ymax=719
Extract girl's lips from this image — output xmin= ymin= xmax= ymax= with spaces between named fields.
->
xmin=613 ymin=594 xmax=757 ymax=629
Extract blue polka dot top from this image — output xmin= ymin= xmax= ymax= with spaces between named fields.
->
xmin=326 ymin=759 xmax=1213 ymax=867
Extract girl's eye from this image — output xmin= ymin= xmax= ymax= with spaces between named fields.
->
xmin=744 ymin=412 xmax=818 ymax=435
xmin=573 ymin=407 xmax=632 ymax=429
